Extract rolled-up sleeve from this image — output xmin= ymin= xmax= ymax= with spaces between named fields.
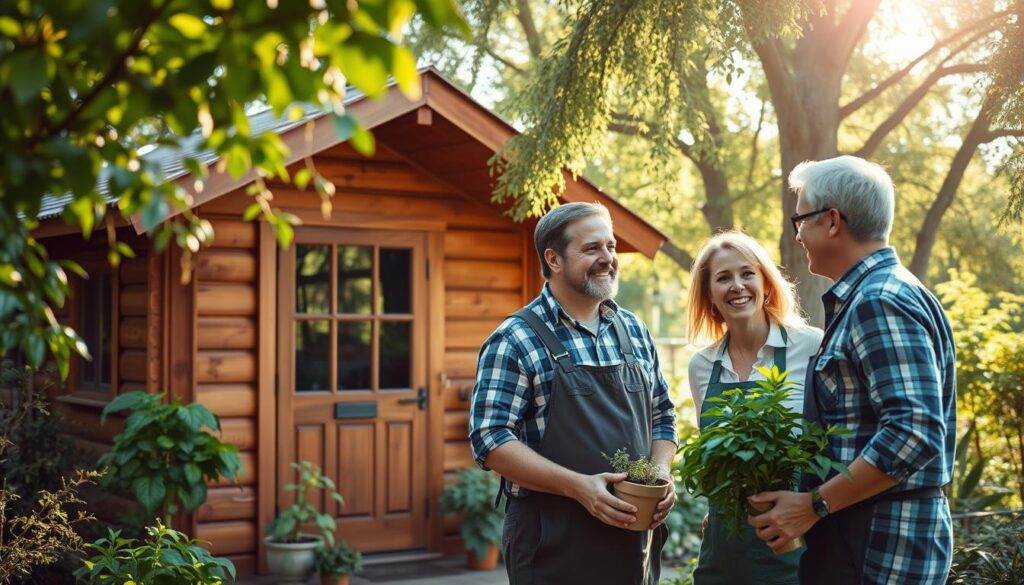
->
xmin=645 ymin=329 xmax=678 ymax=445
xmin=468 ymin=330 xmax=532 ymax=469
xmin=852 ymin=295 xmax=944 ymax=481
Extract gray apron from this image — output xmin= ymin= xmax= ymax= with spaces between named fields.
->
xmin=799 ymin=275 xmax=943 ymax=585
xmin=501 ymin=308 xmax=666 ymax=585
xmin=693 ymin=328 xmax=802 ymax=585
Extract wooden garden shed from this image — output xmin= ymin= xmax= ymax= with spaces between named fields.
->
xmin=33 ymin=67 xmax=666 ymax=576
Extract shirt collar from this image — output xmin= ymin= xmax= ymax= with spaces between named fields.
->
xmin=765 ymin=321 xmax=787 ymax=348
xmin=539 ymin=282 xmax=619 ymax=328
xmin=824 ymin=247 xmax=900 ymax=304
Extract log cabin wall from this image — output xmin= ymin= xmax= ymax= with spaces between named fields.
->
xmin=188 ymin=218 xmax=260 ymax=575
xmin=193 ymin=141 xmax=534 ymax=567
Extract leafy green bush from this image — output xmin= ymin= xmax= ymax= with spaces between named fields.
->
xmin=0 ymin=363 xmax=77 ymax=518
xmin=677 ymin=367 xmax=849 ymax=533
xmin=74 ymin=520 xmax=235 ymax=584
xmin=948 ymin=513 xmax=1024 ymax=585
xmin=438 ymin=467 xmax=503 ymax=561
xmin=948 ymin=423 xmax=1012 ymax=512
xmin=315 ymin=539 xmax=363 ymax=579
xmin=663 ymin=458 xmax=707 ymax=562
xmin=97 ymin=391 xmax=241 ymax=523
xmin=266 ymin=461 xmax=343 ymax=546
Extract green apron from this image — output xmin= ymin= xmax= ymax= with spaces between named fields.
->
xmin=692 ymin=328 xmax=803 ymax=585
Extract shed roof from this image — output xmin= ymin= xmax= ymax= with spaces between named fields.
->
xmin=39 ymin=68 xmax=666 ymax=258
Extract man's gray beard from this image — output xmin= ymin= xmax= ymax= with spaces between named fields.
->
xmin=582 ymin=272 xmax=618 ymax=301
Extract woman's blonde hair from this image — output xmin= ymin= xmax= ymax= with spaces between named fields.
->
xmin=687 ymin=230 xmax=806 ymax=344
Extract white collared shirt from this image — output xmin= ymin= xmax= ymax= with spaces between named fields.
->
xmin=687 ymin=321 xmax=823 ymax=419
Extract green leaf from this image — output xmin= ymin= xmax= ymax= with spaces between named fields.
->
xmin=168 ymin=13 xmax=207 ymax=40
xmin=413 ymin=0 xmax=470 ymax=37
xmin=337 ymin=32 xmax=394 ymax=98
xmin=132 ymin=476 xmax=167 ymax=516
xmin=8 ymin=50 xmax=47 ymax=104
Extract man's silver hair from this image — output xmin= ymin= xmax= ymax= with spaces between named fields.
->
xmin=789 ymin=155 xmax=895 ymax=242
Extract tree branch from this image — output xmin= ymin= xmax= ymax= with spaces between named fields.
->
xmin=840 ymin=12 xmax=1008 ymax=120
xmin=751 ymin=37 xmax=800 ymax=121
xmin=853 ymin=63 xmax=988 ymax=158
xmin=985 ymin=128 xmax=1024 ymax=141
xmin=832 ymin=0 xmax=882 ymax=71
xmin=31 ymin=2 xmax=167 ymax=148
xmin=659 ymin=238 xmax=695 ymax=270
xmin=514 ymin=0 xmax=543 ymax=58
xmin=608 ymin=115 xmax=694 ymax=160
xmin=745 ymin=97 xmax=768 ymax=187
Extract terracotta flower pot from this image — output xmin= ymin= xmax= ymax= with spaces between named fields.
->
xmin=613 ymin=479 xmax=671 ymax=531
xmin=747 ymin=500 xmax=803 ymax=554
xmin=468 ymin=543 xmax=500 ymax=570
xmin=320 ymin=574 xmax=351 ymax=585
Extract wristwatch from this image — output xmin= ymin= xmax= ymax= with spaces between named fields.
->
xmin=810 ymin=487 xmax=831 ymax=519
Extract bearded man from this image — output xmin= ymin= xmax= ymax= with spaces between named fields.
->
xmin=469 ymin=202 xmax=677 ymax=585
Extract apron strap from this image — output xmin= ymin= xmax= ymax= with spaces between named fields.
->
xmin=512 ymin=308 xmax=576 ymax=374
xmin=609 ymin=312 xmax=638 ymax=365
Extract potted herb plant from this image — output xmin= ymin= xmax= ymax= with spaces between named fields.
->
xmin=678 ymin=366 xmax=850 ymax=553
xmin=265 ymin=461 xmax=345 ymax=585
xmin=604 ymin=448 xmax=672 ymax=531
xmin=315 ymin=538 xmax=363 ymax=585
xmin=438 ymin=467 xmax=504 ymax=570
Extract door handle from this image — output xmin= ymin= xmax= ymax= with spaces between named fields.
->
xmin=398 ymin=386 xmax=428 ymax=410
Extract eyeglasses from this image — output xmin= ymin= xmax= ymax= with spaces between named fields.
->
xmin=790 ymin=208 xmax=848 ymax=233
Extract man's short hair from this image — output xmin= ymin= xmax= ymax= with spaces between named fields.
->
xmin=789 ymin=155 xmax=895 ymax=242
xmin=534 ymin=202 xmax=612 ymax=279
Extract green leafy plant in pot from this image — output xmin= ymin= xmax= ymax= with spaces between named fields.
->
xmin=265 ymin=461 xmax=345 ymax=585
xmin=604 ymin=448 xmax=671 ymax=531
xmin=438 ymin=467 xmax=503 ymax=570
xmin=678 ymin=367 xmax=850 ymax=553
xmin=315 ymin=538 xmax=363 ymax=585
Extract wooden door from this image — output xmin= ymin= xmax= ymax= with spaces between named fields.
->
xmin=277 ymin=227 xmax=429 ymax=552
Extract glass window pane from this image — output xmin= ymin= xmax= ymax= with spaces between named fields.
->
xmin=379 ymin=322 xmax=411 ymax=389
xmin=80 ymin=275 xmax=97 ymax=386
xmin=338 ymin=246 xmax=372 ymax=314
xmin=99 ymin=272 xmax=112 ymax=388
xmin=379 ymin=248 xmax=411 ymax=314
xmin=296 ymin=245 xmax=330 ymax=314
xmin=295 ymin=321 xmax=330 ymax=392
xmin=338 ymin=322 xmax=372 ymax=390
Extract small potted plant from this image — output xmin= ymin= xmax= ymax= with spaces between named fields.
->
xmin=265 ymin=461 xmax=344 ymax=585
xmin=438 ymin=467 xmax=504 ymax=570
xmin=315 ymin=538 xmax=363 ymax=585
xmin=604 ymin=448 xmax=672 ymax=531
xmin=678 ymin=366 xmax=850 ymax=553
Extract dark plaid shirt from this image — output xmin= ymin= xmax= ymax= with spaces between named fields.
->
xmin=813 ymin=247 xmax=956 ymax=582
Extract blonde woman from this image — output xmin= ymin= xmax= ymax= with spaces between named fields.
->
xmin=686 ymin=231 xmax=822 ymax=585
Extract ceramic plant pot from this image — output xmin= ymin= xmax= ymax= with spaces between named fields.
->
xmin=468 ymin=543 xmax=500 ymax=570
xmin=747 ymin=500 xmax=803 ymax=554
xmin=264 ymin=536 xmax=322 ymax=585
xmin=613 ymin=479 xmax=671 ymax=531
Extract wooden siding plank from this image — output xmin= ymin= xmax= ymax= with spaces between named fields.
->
xmin=443 ymin=350 xmax=478 ymax=378
xmin=119 ymin=349 xmax=148 ymax=383
xmin=444 ymin=230 xmax=520 ymax=260
xmin=119 ymin=317 xmax=148 ymax=349
xmin=196 ymin=249 xmax=257 ymax=283
xmin=208 ymin=220 xmax=257 ymax=249
xmin=196 ymin=486 xmax=256 ymax=523
xmin=217 ymin=417 xmax=256 ymax=451
xmin=445 ymin=320 xmax=501 ymax=350
xmin=196 ymin=283 xmax=256 ymax=317
xmin=443 ymin=411 xmax=470 ymax=442
xmin=445 ymin=290 xmax=521 ymax=319
xmin=197 ymin=317 xmax=257 ymax=350
xmin=196 ymin=384 xmax=257 ymax=418
xmin=443 ymin=441 xmax=474 ymax=472
xmin=120 ymin=258 xmax=149 ymax=284
xmin=196 ymin=520 xmax=255 ymax=555
xmin=121 ymin=284 xmax=148 ymax=316
xmin=196 ymin=351 xmax=256 ymax=384
xmin=444 ymin=259 xmax=520 ymax=290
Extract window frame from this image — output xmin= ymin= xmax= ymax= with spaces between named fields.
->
xmin=67 ymin=259 xmax=119 ymax=401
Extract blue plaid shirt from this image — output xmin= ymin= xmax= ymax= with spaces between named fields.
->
xmin=814 ymin=247 xmax=956 ymax=582
xmin=469 ymin=284 xmax=677 ymax=494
